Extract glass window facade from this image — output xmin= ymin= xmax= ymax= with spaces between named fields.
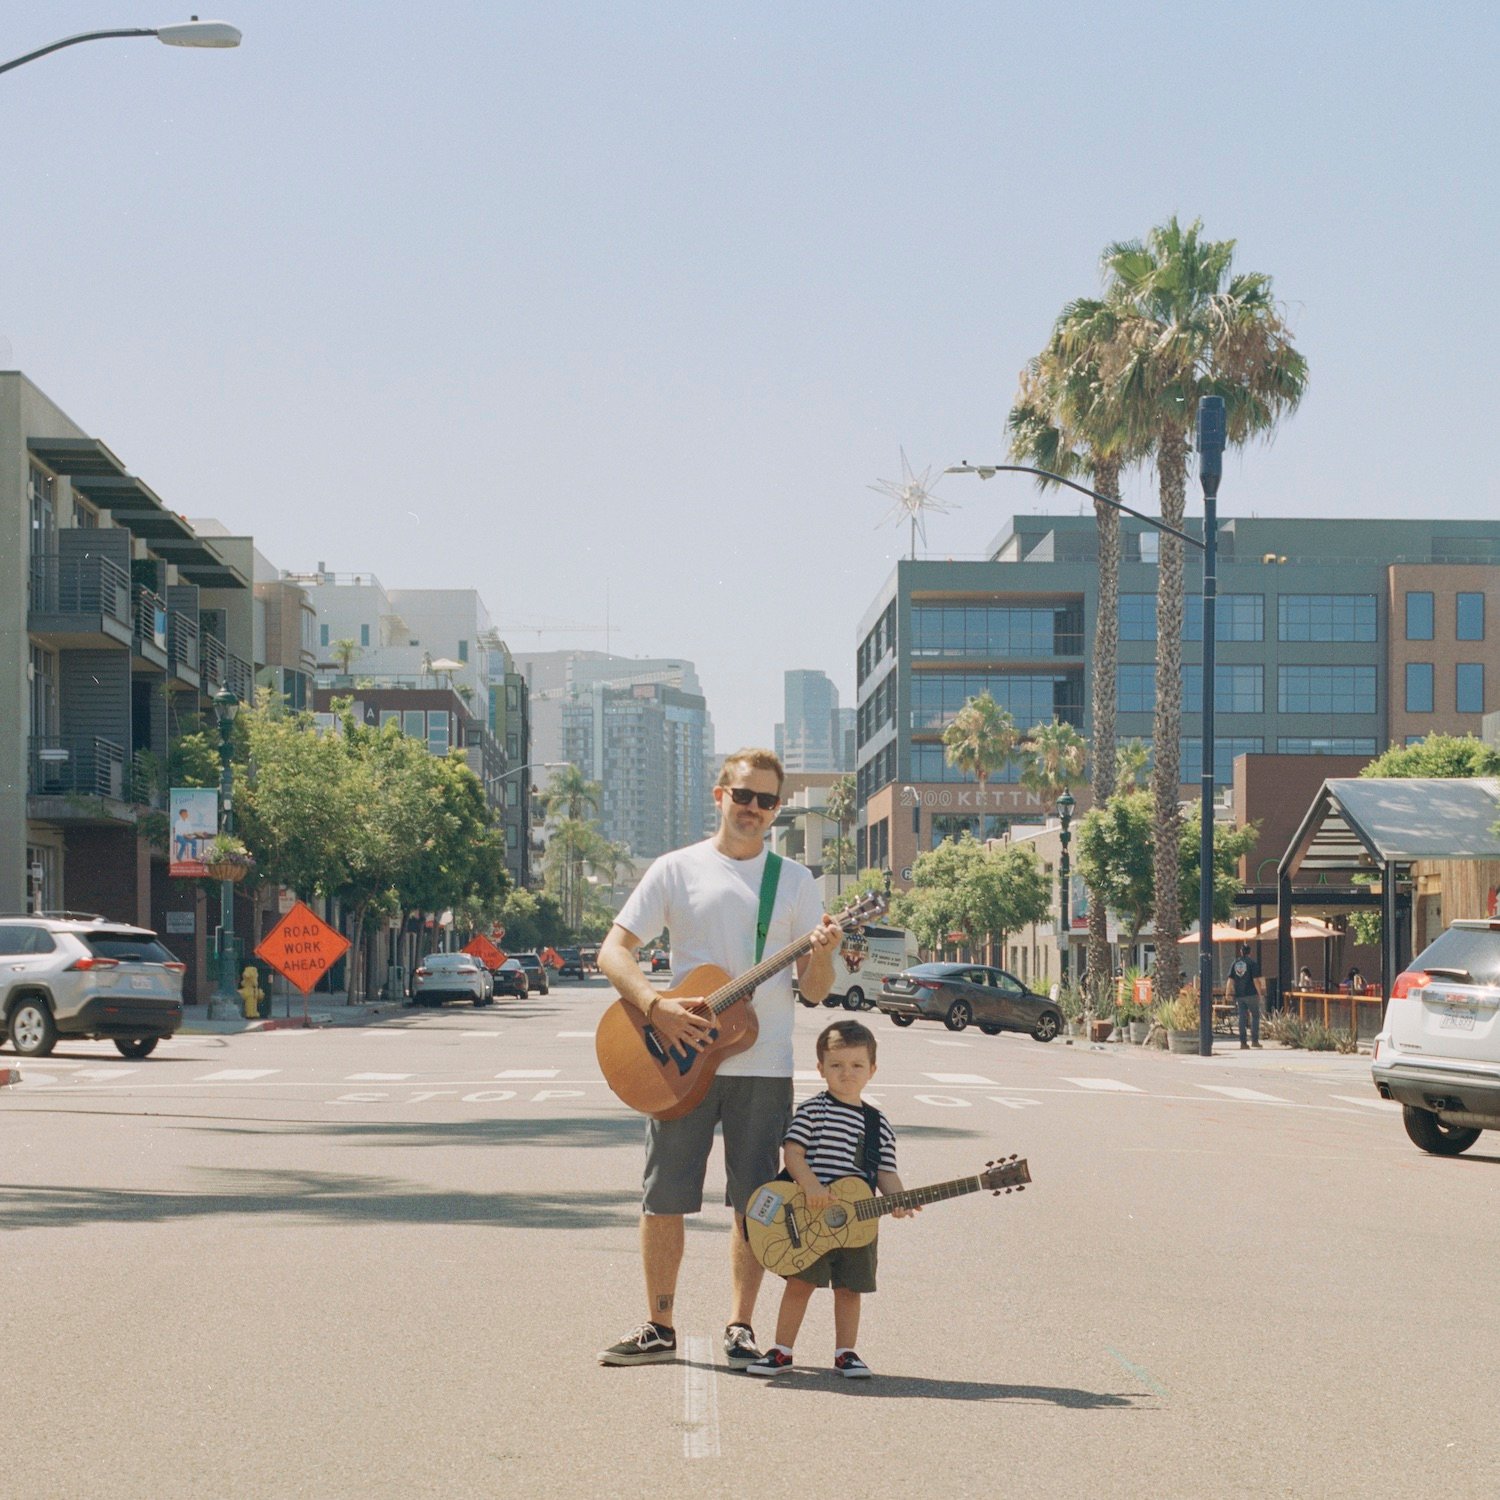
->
xmin=909 ymin=743 xmax=1022 ymax=784
xmin=910 ymin=605 xmax=1083 ymax=658
xmin=1277 ymin=595 xmax=1377 ymax=642
xmin=1278 ymin=665 xmax=1378 ymax=714
xmin=403 ymin=710 xmax=425 ymax=739
xmin=427 ymin=711 xmax=450 ymax=753
xmin=1278 ymin=737 xmax=1377 ymax=756
xmin=1119 ymin=595 xmax=1156 ymax=640
xmin=1118 ymin=663 xmax=1155 ymax=714
xmin=1457 ymin=662 xmax=1484 ymax=714
xmin=1405 ymin=591 xmax=1434 ymax=641
xmin=909 ymin=672 xmax=1083 ymax=731
xmin=1182 ymin=663 xmax=1264 ymax=715
xmin=1405 ymin=662 xmax=1434 ymax=713
xmin=1185 ymin=593 xmax=1265 ymax=642
xmin=1182 ymin=737 xmax=1264 ymax=786
xmin=1457 ymin=592 xmax=1485 ymax=641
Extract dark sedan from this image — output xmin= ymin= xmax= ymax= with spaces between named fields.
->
xmin=491 ymin=958 xmax=530 ymax=1000
xmin=878 ymin=962 xmax=1062 ymax=1042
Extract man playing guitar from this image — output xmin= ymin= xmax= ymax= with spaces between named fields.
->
xmin=596 ymin=748 xmax=843 ymax=1369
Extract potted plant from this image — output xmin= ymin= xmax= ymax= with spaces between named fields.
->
xmin=1157 ymin=992 xmax=1200 ymax=1054
xmin=202 ymin=833 xmax=253 ymax=883
xmin=1056 ymin=982 xmax=1085 ymax=1035
xmin=1117 ymin=989 xmax=1151 ymax=1044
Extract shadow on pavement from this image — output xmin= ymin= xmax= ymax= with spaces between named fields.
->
xmin=704 ymin=1362 xmax=1146 ymax=1406
xmin=0 ymin=1170 xmax=645 ymax=1232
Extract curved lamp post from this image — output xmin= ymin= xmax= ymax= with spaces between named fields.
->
xmin=947 ymin=397 xmax=1227 ymax=1056
xmin=0 ymin=20 xmax=241 ymax=76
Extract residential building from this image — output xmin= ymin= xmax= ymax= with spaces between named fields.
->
xmin=855 ymin=513 xmax=1500 ymax=886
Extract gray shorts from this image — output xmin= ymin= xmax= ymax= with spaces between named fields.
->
xmin=643 ymin=1074 xmax=793 ymax=1217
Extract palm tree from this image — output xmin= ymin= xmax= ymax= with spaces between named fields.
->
xmin=941 ymin=692 xmax=1020 ymax=793
xmin=1008 ymin=298 xmax=1135 ymax=1005
xmin=824 ymin=773 xmax=857 ymax=898
xmin=540 ymin=763 xmax=600 ymax=823
xmin=1019 ymin=720 xmax=1089 ymax=805
xmin=1101 ymin=216 xmax=1308 ymax=996
xmin=538 ymin=765 xmax=603 ymax=933
xmin=331 ymin=638 xmax=359 ymax=676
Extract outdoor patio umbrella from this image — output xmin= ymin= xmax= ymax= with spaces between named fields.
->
xmin=1252 ymin=915 xmax=1339 ymax=991
xmin=1175 ymin=923 xmax=1248 ymax=944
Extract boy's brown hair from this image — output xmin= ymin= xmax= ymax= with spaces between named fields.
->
xmin=717 ymin=747 xmax=785 ymax=793
xmin=816 ymin=1018 xmax=877 ymax=1064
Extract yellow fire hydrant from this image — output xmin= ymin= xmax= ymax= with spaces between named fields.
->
xmin=239 ymin=966 xmax=265 ymax=1019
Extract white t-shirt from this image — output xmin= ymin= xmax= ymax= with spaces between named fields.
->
xmin=615 ymin=839 xmax=824 ymax=1078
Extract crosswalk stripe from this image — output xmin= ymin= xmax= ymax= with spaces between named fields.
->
xmin=1064 ymin=1077 xmax=1144 ymax=1092
xmin=1196 ymin=1085 xmax=1291 ymax=1103
xmin=1330 ymin=1094 xmax=1400 ymax=1111
xmin=924 ymin=1072 xmax=999 ymax=1085
xmin=926 ymin=1039 xmax=971 ymax=1048
xmin=460 ymin=1032 xmax=504 ymax=1038
xmin=73 ymin=1068 xmax=136 ymax=1081
xmin=496 ymin=1069 xmax=558 ymax=1079
xmin=346 ymin=1073 xmax=413 ymax=1082
xmin=197 ymin=1069 xmax=278 ymax=1081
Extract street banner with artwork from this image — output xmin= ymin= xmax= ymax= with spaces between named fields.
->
xmin=169 ymin=788 xmax=219 ymax=877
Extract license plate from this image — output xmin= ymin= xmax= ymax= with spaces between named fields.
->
xmin=1438 ymin=1009 xmax=1476 ymax=1031
xmin=129 ymin=975 xmax=158 ymax=993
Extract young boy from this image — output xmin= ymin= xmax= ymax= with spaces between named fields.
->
xmin=746 ymin=1019 xmax=914 ymax=1379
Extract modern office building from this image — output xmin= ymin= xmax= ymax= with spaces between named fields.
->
xmin=854 ymin=513 xmax=1500 ymax=885
xmin=775 ymin=669 xmax=844 ymax=773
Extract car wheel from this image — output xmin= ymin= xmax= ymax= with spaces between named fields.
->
xmin=944 ymin=1000 xmax=972 ymax=1032
xmin=1031 ymin=1011 xmax=1062 ymax=1043
xmin=822 ymin=995 xmax=841 ymax=1008
xmin=889 ymin=1013 xmax=914 ymax=1027
xmin=115 ymin=1037 xmax=159 ymax=1059
xmin=979 ymin=1023 xmax=1001 ymax=1036
xmin=1402 ymin=1105 xmax=1481 ymax=1156
xmin=9 ymin=998 xmax=58 ymax=1058
xmin=843 ymin=987 xmax=865 ymax=1012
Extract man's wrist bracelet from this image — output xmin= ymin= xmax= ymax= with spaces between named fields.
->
xmin=644 ymin=995 xmax=660 ymax=1024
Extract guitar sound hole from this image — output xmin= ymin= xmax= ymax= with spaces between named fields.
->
xmin=825 ymin=1205 xmax=847 ymax=1230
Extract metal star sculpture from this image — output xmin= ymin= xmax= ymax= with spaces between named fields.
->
xmin=869 ymin=448 xmax=956 ymax=558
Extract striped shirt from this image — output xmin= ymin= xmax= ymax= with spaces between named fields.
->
xmin=784 ymin=1092 xmax=898 ymax=1185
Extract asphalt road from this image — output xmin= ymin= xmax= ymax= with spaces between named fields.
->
xmin=4 ymin=972 xmax=1498 ymax=1499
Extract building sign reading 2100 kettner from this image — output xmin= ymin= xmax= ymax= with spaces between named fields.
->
xmin=899 ymin=785 xmax=1058 ymax=813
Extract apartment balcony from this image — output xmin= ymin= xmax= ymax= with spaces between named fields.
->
xmin=27 ymin=735 xmax=131 ymax=821
xmin=168 ymin=609 xmax=201 ymax=690
xmin=131 ymin=585 xmax=170 ymax=671
xmin=27 ymin=553 xmax=133 ymax=650
xmin=198 ymin=633 xmax=253 ymax=703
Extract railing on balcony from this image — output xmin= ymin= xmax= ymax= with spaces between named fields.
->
xmin=168 ymin=609 xmax=200 ymax=676
xmin=226 ymin=650 xmax=254 ymax=703
xmin=27 ymin=553 xmax=132 ymax=625
xmin=128 ymin=748 xmax=167 ymax=810
xmin=201 ymin=632 xmax=227 ymax=689
xmin=133 ymin=585 xmax=169 ymax=654
xmin=28 ymin=735 xmax=126 ymax=801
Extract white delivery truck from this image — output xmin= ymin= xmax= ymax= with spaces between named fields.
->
xmin=797 ymin=922 xmax=919 ymax=1012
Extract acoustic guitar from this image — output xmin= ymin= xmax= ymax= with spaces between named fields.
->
xmin=744 ymin=1156 xmax=1031 ymax=1277
xmin=595 ymin=891 xmax=888 ymax=1121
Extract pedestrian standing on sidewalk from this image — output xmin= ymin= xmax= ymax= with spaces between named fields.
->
xmin=1225 ymin=942 xmax=1265 ymax=1049
xmin=595 ymin=748 xmax=843 ymax=1371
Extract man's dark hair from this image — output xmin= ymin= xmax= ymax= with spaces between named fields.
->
xmin=1238 ymin=942 xmax=1252 ymax=957
xmin=817 ymin=1018 xmax=876 ymax=1064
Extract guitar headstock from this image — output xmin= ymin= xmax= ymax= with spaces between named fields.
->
xmin=834 ymin=890 xmax=889 ymax=931
xmin=982 ymin=1154 xmax=1031 ymax=1194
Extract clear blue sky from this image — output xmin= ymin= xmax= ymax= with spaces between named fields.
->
xmin=4 ymin=2 xmax=1495 ymax=751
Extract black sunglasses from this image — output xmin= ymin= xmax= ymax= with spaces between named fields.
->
xmin=724 ymin=786 xmax=780 ymax=811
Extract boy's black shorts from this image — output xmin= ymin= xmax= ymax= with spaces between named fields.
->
xmin=790 ymin=1237 xmax=878 ymax=1293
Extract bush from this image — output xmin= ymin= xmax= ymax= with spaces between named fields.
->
xmin=1155 ymin=992 xmax=1198 ymax=1032
xmin=1264 ymin=1010 xmax=1305 ymax=1048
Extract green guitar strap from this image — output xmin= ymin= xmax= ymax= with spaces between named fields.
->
xmin=755 ymin=853 xmax=783 ymax=963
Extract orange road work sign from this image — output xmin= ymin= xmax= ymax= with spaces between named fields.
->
xmin=255 ymin=901 xmax=350 ymax=994
xmin=462 ymin=934 xmax=506 ymax=970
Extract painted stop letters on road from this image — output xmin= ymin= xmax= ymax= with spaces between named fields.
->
xmin=255 ymin=901 xmax=350 ymax=994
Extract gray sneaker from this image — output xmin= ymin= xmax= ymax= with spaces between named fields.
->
xmin=723 ymin=1322 xmax=762 ymax=1366
xmin=598 ymin=1322 xmax=676 ymax=1366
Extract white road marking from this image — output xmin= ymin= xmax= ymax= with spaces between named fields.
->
xmin=926 ymin=1039 xmax=972 ymax=1047
xmin=197 ymin=1069 xmax=279 ymax=1081
xmin=924 ymin=1072 xmax=999 ymax=1085
xmin=990 ymin=1096 xmax=1043 ymax=1110
xmin=557 ymin=1031 xmax=595 ymax=1038
xmin=679 ymin=1335 xmax=720 ymax=1459
xmin=794 ymin=1069 xmax=822 ymax=1081
xmin=1331 ymin=1094 xmax=1400 ymax=1111
xmin=460 ymin=1032 xmax=504 ymax=1038
xmin=496 ymin=1069 xmax=559 ymax=1079
xmin=73 ymin=1068 xmax=136 ymax=1080
xmin=1064 ymin=1077 xmax=1144 ymax=1093
xmin=1197 ymin=1085 xmax=1291 ymax=1103
xmin=913 ymin=1094 xmax=973 ymax=1108
xmin=346 ymin=1073 xmax=413 ymax=1082
xmin=20 ymin=1072 xmax=57 ymax=1086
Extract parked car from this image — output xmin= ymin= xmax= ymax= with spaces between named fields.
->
xmin=0 ymin=914 xmax=185 ymax=1059
xmin=491 ymin=958 xmax=530 ymax=999
xmin=650 ymin=950 xmax=671 ymax=973
xmin=877 ymin=962 xmax=1062 ymax=1042
xmin=557 ymin=947 xmax=586 ymax=980
xmin=511 ymin=951 xmax=550 ymax=995
xmin=1373 ymin=919 xmax=1500 ymax=1155
xmin=412 ymin=953 xmax=493 ymax=1007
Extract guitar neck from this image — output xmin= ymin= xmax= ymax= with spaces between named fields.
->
xmin=853 ymin=1175 xmax=984 ymax=1220
xmin=706 ymin=932 xmax=818 ymax=1015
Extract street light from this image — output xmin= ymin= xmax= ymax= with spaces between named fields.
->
xmin=211 ymin=685 xmax=240 ymax=1018
xmin=1056 ymin=788 xmax=1076 ymax=989
xmin=946 ymin=420 xmax=1225 ymax=1057
xmin=0 ymin=20 xmax=242 ymax=76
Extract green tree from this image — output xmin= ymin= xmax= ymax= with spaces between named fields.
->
xmin=1115 ymin=739 xmax=1151 ymax=790
xmin=1362 ymin=734 xmax=1500 ymax=780
xmin=331 ymin=638 xmax=360 ymax=675
xmin=1101 ymin=216 xmax=1308 ymax=996
xmin=940 ymin=692 xmax=1020 ymax=790
xmin=889 ymin=833 xmax=1049 ymax=959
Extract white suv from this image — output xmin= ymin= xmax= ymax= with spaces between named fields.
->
xmin=1372 ymin=919 xmax=1500 ymax=1156
xmin=0 ymin=914 xmax=186 ymax=1059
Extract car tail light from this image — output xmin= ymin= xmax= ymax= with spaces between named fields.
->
xmin=1390 ymin=970 xmax=1430 ymax=1000
xmin=415 ymin=967 xmax=430 ymax=978
xmin=163 ymin=961 xmax=187 ymax=974
xmin=68 ymin=955 xmax=119 ymax=971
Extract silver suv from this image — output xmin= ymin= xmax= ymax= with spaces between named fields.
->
xmin=0 ymin=913 xmax=185 ymax=1059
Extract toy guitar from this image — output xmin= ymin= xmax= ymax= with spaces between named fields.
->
xmin=743 ymin=1156 xmax=1031 ymax=1277
xmin=595 ymin=891 xmax=887 ymax=1121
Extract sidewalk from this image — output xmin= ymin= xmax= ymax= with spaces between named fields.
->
xmin=178 ymin=991 xmax=404 ymax=1035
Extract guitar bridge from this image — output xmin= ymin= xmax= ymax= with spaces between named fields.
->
xmin=784 ymin=1209 xmax=802 ymax=1250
